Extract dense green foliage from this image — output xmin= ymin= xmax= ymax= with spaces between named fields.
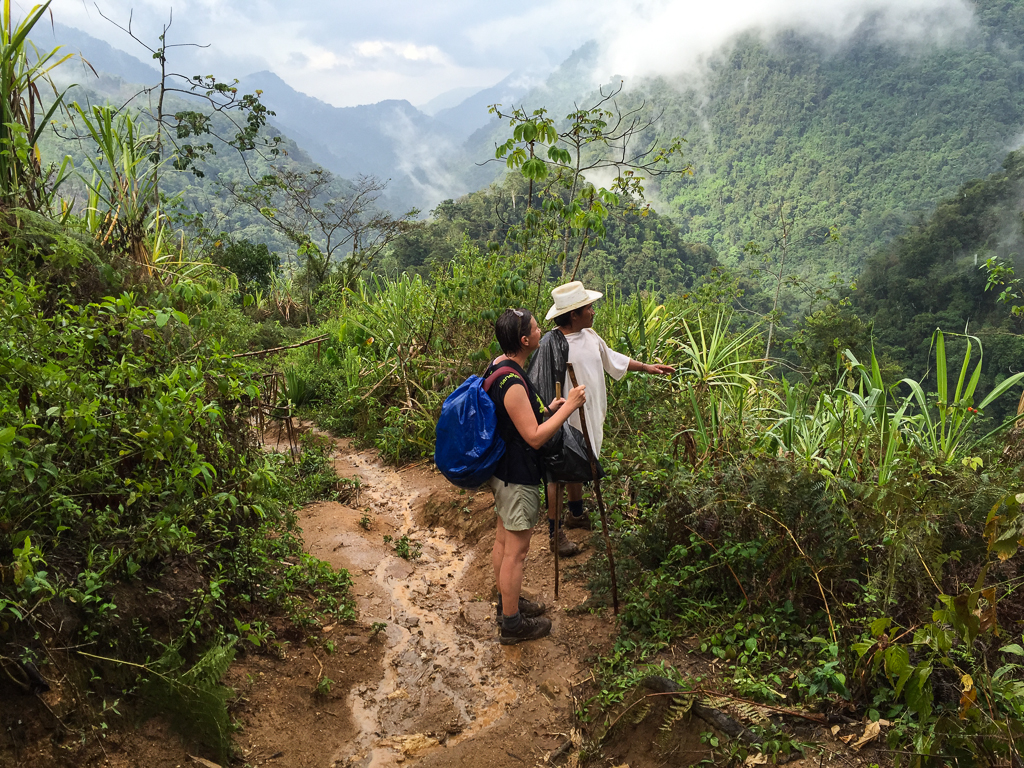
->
xmin=384 ymin=174 xmax=718 ymax=296
xmin=853 ymin=151 xmax=1024 ymax=412
xmin=525 ymin=0 xmax=1024 ymax=284
xmin=0 ymin=13 xmax=355 ymax=762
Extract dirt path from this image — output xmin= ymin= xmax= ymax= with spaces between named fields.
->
xmin=233 ymin=435 xmax=616 ymax=768
xmin=0 ymin=433 xmax=880 ymax=768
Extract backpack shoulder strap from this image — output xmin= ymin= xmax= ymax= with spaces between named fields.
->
xmin=483 ymin=365 xmax=523 ymax=393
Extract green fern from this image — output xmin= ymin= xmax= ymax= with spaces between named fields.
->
xmin=659 ymin=693 xmax=694 ymax=733
xmin=140 ymin=639 xmax=238 ymax=762
xmin=631 ymin=701 xmax=653 ymax=726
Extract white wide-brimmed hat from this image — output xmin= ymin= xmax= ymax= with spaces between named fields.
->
xmin=545 ymin=281 xmax=603 ymax=321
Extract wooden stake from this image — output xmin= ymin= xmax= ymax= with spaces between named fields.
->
xmin=553 ymin=382 xmax=563 ymax=597
xmin=553 ymin=482 xmax=561 ymax=598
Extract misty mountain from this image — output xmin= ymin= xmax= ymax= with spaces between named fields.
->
xmin=38 ymin=3 xmax=1024 ymax=285
xmin=634 ymin=0 xmax=1024 ymax=276
xmin=431 ymin=71 xmax=539 ymax=141
xmin=417 ymin=86 xmax=483 ymax=116
xmin=36 ymin=19 xmax=538 ymax=214
xmin=236 ymin=70 xmax=469 ymax=213
xmin=46 ymin=22 xmax=160 ymax=90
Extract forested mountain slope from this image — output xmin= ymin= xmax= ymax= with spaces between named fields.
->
xmin=852 ymin=149 xmax=1024 ymax=401
xmin=456 ymin=1 xmax=1024 ymax=284
xmin=626 ymin=0 xmax=1024 ymax=276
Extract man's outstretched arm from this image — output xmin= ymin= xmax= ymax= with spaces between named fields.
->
xmin=627 ymin=360 xmax=674 ymax=375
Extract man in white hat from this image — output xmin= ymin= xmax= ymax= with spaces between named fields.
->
xmin=540 ymin=281 xmax=674 ymax=532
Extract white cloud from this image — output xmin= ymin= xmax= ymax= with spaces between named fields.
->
xmin=40 ymin=0 xmax=979 ymax=109
xmin=596 ymin=0 xmax=975 ymax=80
xmin=353 ymin=40 xmax=450 ymax=66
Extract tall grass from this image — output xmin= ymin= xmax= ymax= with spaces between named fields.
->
xmin=0 ymin=0 xmax=73 ymax=212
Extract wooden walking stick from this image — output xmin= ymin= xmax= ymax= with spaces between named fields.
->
xmin=566 ymin=363 xmax=619 ymax=615
xmin=553 ymin=382 xmax=562 ymax=598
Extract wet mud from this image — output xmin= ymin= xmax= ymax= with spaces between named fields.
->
xmin=298 ymin=436 xmax=612 ymax=768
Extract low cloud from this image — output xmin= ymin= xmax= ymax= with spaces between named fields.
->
xmin=354 ymin=40 xmax=449 ymax=67
xmin=596 ymin=0 xmax=975 ymax=81
xmin=42 ymin=0 xmax=978 ymax=110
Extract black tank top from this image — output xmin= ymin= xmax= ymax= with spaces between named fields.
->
xmin=484 ymin=359 xmax=546 ymax=485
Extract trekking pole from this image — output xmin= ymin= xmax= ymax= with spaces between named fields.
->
xmin=554 ymin=382 xmax=562 ymax=598
xmin=566 ymin=363 xmax=619 ymax=615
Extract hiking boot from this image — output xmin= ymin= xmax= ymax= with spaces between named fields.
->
xmin=563 ymin=512 xmax=593 ymax=530
xmin=500 ymin=614 xmax=552 ymax=645
xmin=549 ymin=530 xmax=580 ymax=557
xmin=496 ymin=597 xmax=547 ymax=623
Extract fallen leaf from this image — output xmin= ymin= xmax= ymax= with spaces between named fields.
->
xmin=839 ymin=735 xmax=855 ymax=745
xmin=830 ymin=725 xmax=841 ymax=736
xmin=851 ymin=721 xmax=881 ymax=751
xmin=744 ymin=754 xmax=768 ymax=766
xmin=387 ymin=688 xmax=409 ymax=701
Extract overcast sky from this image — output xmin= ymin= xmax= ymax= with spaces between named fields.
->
xmin=36 ymin=0 xmax=975 ymax=109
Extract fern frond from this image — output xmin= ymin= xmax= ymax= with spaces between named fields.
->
xmin=631 ymin=701 xmax=653 ymax=725
xmin=660 ymin=694 xmax=694 ymax=733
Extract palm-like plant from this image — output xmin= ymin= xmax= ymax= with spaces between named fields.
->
xmin=0 ymin=0 xmax=73 ymax=212
xmin=601 ymin=290 xmax=685 ymax=365
xmin=898 ymin=330 xmax=1024 ymax=464
xmin=73 ymin=104 xmax=163 ymax=271
xmin=672 ymin=311 xmax=768 ymax=464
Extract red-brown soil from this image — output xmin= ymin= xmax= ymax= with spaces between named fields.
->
xmin=0 ymin=432 xmax=885 ymax=768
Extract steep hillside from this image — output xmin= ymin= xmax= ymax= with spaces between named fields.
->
xmin=853 ymin=149 xmax=1024 ymax=403
xmin=453 ymin=2 xmax=1024 ymax=286
xmin=627 ymin=0 xmax=1024 ymax=276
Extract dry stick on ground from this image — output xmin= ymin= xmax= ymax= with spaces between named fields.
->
xmin=230 ymin=334 xmax=329 ymax=359
xmin=566 ymin=363 xmax=619 ymax=614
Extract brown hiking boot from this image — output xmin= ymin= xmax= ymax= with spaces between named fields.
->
xmin=549 ymin=530 xmax=580 ymax=557
xmin=496 ymin=597 xmax=547 ymax=623
xmin=500 ymin=614 xmax=552 ymax=645
xmin=563 ymin=512 xmax=593 ymax=530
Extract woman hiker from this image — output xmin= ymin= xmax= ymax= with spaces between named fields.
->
xmin=485 ymin=308 xmax=586 ymax=644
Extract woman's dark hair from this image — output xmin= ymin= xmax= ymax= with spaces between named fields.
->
xmin=495 ymin=308 xmax=533 ymax=355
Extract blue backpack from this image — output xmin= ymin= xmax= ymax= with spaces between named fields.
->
xmin=434 ymin=366 xmax=517 ymax=488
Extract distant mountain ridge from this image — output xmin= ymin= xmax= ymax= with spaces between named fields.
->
xmin=48 ymin=22 xmax=159 ymax=87
xmin=36 ymin=5 xmax=1024 ymax=284
xmin=38 ymin=21 xmax=531 ymax=213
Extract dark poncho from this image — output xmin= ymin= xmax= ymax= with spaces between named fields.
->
xmin=527 ymin=329 xmax=568 ymax=407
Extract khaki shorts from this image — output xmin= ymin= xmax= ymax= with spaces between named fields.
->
xmin=490 ymin=477 xmax=541 ymax=532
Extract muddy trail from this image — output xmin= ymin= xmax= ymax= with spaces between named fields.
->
xmin=222 ymin=436 xmax=879 ymax=768
xmin=226 ymin=433 xmax=619 ymax=768
xmin=1 ymin=433 xmax=881 ymax=768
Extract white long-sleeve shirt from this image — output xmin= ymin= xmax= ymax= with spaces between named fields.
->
xmin=562 ymin=328 xmax=630 ymax=458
